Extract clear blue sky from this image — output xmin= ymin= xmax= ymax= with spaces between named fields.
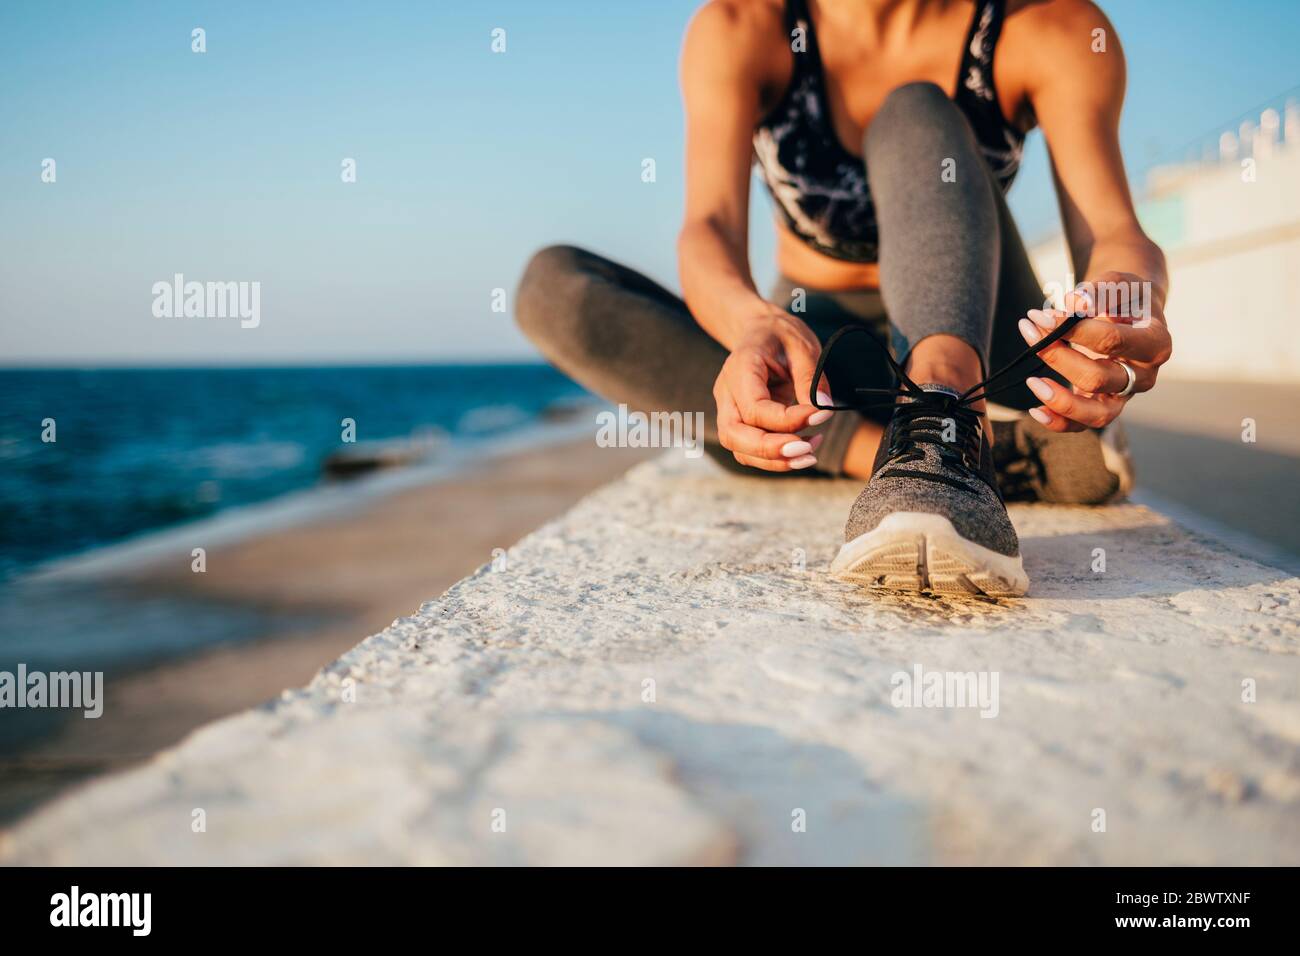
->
xmin=1 ymin=0 xmax=1297 ymax=365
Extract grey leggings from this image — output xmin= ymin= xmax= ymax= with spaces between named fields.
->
xmin=516 ymin=82 xmax=1051 ymax=476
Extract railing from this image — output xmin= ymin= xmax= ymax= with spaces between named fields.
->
xmin=1154 ymin=85 xmax=1300 ymax=171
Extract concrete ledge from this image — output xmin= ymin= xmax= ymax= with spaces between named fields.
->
xmin=4 ymin=454 xmax=1299 ymax=864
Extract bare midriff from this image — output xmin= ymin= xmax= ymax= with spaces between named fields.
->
xmin=774 ymin=221 xmax=880 ymax=292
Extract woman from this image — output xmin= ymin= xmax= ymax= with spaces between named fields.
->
xmin=516 ymin=0 xmax=1171 ymax=597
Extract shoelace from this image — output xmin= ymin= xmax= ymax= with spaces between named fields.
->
xmin=810 ymin=311 xmax=1087 ymax=480
xmin=885 ymin=397 xmax=984 ymax=478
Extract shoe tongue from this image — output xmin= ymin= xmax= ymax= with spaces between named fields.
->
xmin=901 ymin=383 xmax=971 ymax=434
xmin=916 ymin=383 xmax=961 ymax=400
xmin=900 ymin=383 xmax=961 ymax=407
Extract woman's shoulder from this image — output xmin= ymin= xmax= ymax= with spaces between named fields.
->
xmin=681 ymin=0 xmax=794 ymax=101
xmin=1004 ymin=0 xmax=1117 ymax=48
xmin=687 ymin=0 xmax=786 ymax=38
xmin=1000 ymin=0 xmax=1125 ymax=119
xmin=683 ymin=0 xmax=791 ymax=71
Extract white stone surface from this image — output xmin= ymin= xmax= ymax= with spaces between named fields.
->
xmin=5 ymin=454 xmax=1300 ymax=865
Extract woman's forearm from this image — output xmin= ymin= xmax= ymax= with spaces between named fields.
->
xmin=678 ymin=218 xmax=781 ymax=350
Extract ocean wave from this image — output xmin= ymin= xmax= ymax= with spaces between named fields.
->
xmin=173 ymin=440 xmax=308 ymax=478
xmin=457 ymin=404 xmax=531 ymax=434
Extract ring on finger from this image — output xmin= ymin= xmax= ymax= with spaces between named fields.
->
xmin=1113 ymin=358 xmax=1137 ymax=398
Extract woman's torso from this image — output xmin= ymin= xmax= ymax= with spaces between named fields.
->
xmin=752 ymin=0 xmax=1032 ymax=290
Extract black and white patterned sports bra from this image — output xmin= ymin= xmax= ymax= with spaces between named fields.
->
xmin=753 ymin=0 xmax=1026 ymax=263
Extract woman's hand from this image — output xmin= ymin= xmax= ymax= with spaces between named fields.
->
xmin=1016 ymin=273 xmax=1172 ymax=432
xmin=714 ymin=307 xmax=834 ymax=471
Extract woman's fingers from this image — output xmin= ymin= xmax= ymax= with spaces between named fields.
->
xmin=726 ymin=349 xmax=816 ymax=432
xmin=715 ymin=384 xmax=820 ymax=471
xmin=774 ymin=321 xmax=830 ymax=410
xmin=714 ymin=316 xmax=837 ymax=471
xmin=1023 ymin=275 xmax=1170 ymax=431
xmin=733 ymin=449 xmax=818 ymax=472
xmin=725 ymin=419 xmax=822 ymax=464
xmin=1018 ymin=319 xmax=1153 ymax=394
xmin=1027 ymin=405 xmax=1087 ymax=433
xmin=1019 ymin=315 xmax=1134 ymax=428
xmin=1064 ymin=273 xmax=1157 ymax=325
xmin=1061 ymin=287 xmax=1102 ymax=320
xmin=1028 ymin=308 xmax=1171 ymax=365
xmin=1025 ymin=375 xmax=1126 ymax=428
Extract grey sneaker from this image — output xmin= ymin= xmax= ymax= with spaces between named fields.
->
xmin=988 ymin=403 xmax=1134 ymax=504
xmin=809 ymin=312 xmax=1092 ymax=599
xmin=831 ymin=385 xmax=1029 ymax=598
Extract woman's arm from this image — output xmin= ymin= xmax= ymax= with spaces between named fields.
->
xmin=1038 ymin=3 xmax=1167 ymax=299
xmin=678 ymin=1 xmax=832 ymax=472
xmin=677 ymin=0 xmax=779 ymax=349
xmin=1012 ymin=0 xmax=1173 ymax=431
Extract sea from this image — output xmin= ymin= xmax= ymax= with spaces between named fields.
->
xmin=0 ymin=364 xmax=593 ymax=680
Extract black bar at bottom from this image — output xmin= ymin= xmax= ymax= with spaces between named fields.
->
xmin=0 ymin=865 xmax=1289 ymax=941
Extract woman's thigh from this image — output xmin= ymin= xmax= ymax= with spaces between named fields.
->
xmin=516 ymin=244 xmax=726 ymax=427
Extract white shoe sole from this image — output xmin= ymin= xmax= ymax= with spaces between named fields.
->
xmin=831 ymin=512 xmax=1029 ymax=598
xmin=1098 ymin=420 xmax=1135 ymax=501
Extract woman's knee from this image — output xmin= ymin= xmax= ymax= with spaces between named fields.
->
xmin=865 ymin=81 xmax=972 ymax=166
xmin=873 ymin=81 xmax=957 ymax=132
xmin=515 ymin=243 xmax=597 ymax=345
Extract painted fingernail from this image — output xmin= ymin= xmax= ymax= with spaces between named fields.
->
xmin=807 ymin=409 xmax=833 ymax=426
xmin=1025 ymin=376 xmax=1054 ymax=402
xmin=1018 ymin=318 xmax=1041 ymax=344
xmin=781 ymin=440 xmax=813 ymax=458
xmin=808 ymin=433 xmax=825 ymax=452
xmin=816 ymin=390 xmax=833 ymax=406
xmin=788 ymin=455 xmax=817 ymax=470
xmin=1028 ymin=406 xmax=1053 ymax=425
xmin=1027 ymin=308 xmax=1054 ymax=329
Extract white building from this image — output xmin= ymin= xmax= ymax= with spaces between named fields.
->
xmin=1030 ymin=99 xmax=1300 ymax=383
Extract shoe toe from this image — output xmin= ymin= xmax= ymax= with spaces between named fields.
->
xmin=845 ymin=475 xmax=1019 ymax=558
